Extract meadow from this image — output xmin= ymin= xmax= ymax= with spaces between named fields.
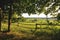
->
xmin=0 ymin=18 xmax=60 ymax=40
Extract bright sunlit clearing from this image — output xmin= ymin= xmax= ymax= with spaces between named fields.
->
xmin=22 ymin=13 xmax=53 ymax=18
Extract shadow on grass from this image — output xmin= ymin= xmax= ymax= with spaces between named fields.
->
xmin=0 ymin=32 xmax=36 ymax=40
xmin=0 ymin=29 xmax=60 ymax=40
xmin=33 ymin=28 xmax=60 ymax=40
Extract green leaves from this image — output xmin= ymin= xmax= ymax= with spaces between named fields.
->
xmin=0 ymin=0 xmax=60 ymax=15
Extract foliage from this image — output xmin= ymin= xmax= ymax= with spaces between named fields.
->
xmin=0 ymin=0 xmax=60 ymax=15
xmin=57 ymin=13 xmax=60 ymax=20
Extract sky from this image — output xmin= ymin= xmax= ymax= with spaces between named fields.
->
xmin=22 ymin=13 xmax=53 ymax=18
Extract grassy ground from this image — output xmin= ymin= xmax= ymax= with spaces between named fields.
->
xmin=0 ymin=19 xmax=60 ymax=40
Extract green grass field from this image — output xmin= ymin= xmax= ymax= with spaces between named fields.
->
xmin=0 ymin=19 xmax=60 ymax=40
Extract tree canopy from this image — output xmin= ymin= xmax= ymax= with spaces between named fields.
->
xmin=13 ymin=0 xmax=60 ymax=15
xmin=0 ymin=0 xmax=60 ymax=15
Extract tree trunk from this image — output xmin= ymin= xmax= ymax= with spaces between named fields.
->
xmin=0 ymin=8 xmax=2 ymax=32
xmin=8 ymin=0 xmax=13 ymax=32
xmin=8 ymin=5 xmax=13 ymax=32
xmin=8 ymin=11 xmax=10 ymax=32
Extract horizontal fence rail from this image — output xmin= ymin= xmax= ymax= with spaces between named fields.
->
xmin=36 ymin=24 xmax=60 ymax=26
